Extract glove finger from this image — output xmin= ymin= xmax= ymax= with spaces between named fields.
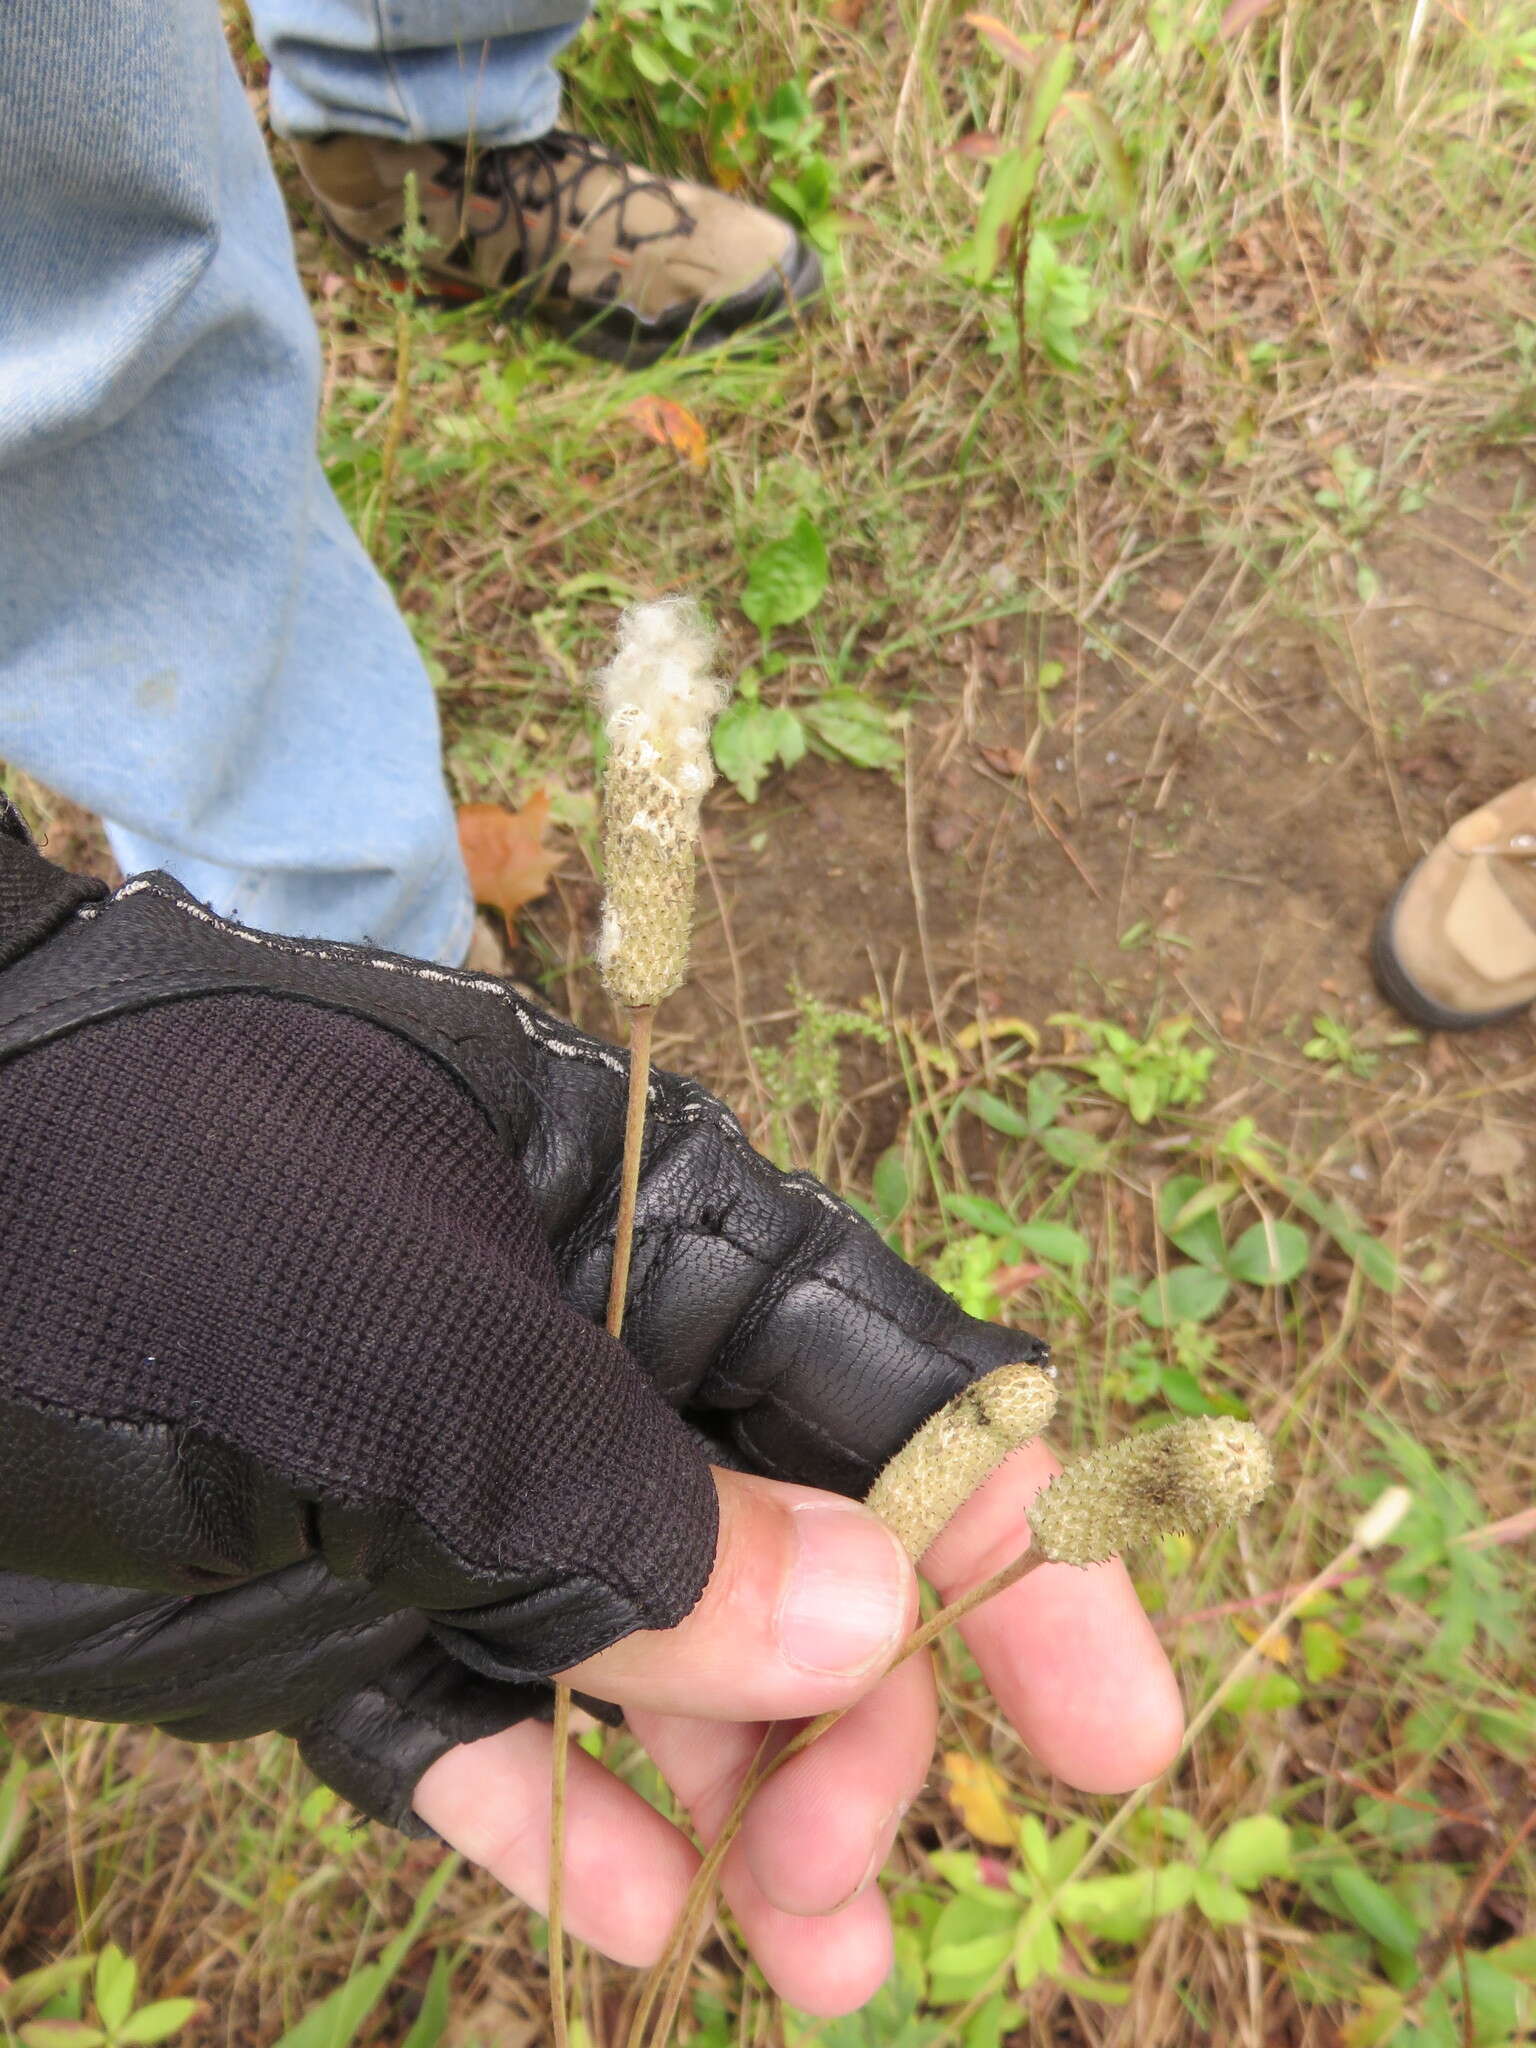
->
xmin=0 ymin=1560 xmax=422 ymax=1739
xmin=550 ymin=1088 xmax=1046 ymax=1498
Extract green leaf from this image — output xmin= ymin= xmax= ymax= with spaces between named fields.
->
xmin=802 ymin=691 xmax=903 ymax=773
xmin=1015 ymin=1220 xmax=1091 ymax=1267
xmin=1328 ymin=1865 xmax=1420 ymax=1959
xmin=0 ymin=1748 xmax=28 ymax=1884
xmin=742 ymin=514 xmax=828 ymax=632
xmin=963 ymin=1088 xmax=1035 ymax=1139
xmin=1206 ymin=1815 xmax=1292 ymax=1888
xmin=399 ymin=1954 xmax=455 ymax=2048
xmin=943 ymin=1192 xmax=1015 ymax=1237
xmin=93 ymin=1950 xmax=137 ymax=2038
xmin=115 ymin=2003 xmax=203 ymax=2046
xmin=1060 ymin=92 xmax=1136 ymax=216
xmin=1058 ymin=1864 xmax=1195 ymax=1942
xmin=965 ymin=149 xmax=1039 ymax=286
xmin=1225 ymin=1219 xmax=1309 ymax=1286
xmin=1302 ymin=1618 xmax=1349 ymax=1681
xmin=1020 ymin=37 xmax=1077 ymax=152
xmin=1138 ymin=1265 xmax=1230 ymax=1329
xmin=1039 ymin=1126 xmax=1104 ymax=1168
xmin=1337 ymin=1227 xmax=1400 ymax=1293
xmin=963 ymin=1996 xmax=1025 ymax=2048
xmin=1193 ymin=1871 xmax=1251 ymax=1925
xmin=926 ymin=1896 xmax=1017 ymax=1996
xmin=19 ymin=2029 xmax=107 ymax=2048
xmin=1026 ymin=1072 xmax=1070 ymax=1129
xmin=871 ymin=1146 xmax=910 ymax=1226
xmin=711 ymin=698 xmax=805 ymax=802
xmin=273 ymin=1857 xmax=457 ymax=2048
xmin=1158 ymin=1175 xmax=1233 ymax=1268
xmin=1012 ymin=1905 xmax=1061 ymax=1988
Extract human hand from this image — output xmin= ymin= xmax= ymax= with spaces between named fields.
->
xmin=417 ymin=1454 xmax=1182 ymax=2017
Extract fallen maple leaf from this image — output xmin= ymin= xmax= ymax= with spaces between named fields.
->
xmin=623 ymin=394 xmax=710 ymax=473
xmin=942 ymin=1752 xmax=1016 ymax=1847
xmin=456 ymin=792 xmax=560 ymax=936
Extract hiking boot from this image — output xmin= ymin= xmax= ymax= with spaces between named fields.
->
xmin=1372 ymin=776 xmax=1536 ymax=1029
xmin=291 ymin=129 xmax=821 ymax=365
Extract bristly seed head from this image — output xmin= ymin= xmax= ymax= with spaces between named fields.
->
xmin=593 ymin=600 xmax=729 ymax=1010
xmin=865 ymin=1361 xmax=1058 ymax=1560
xmin=1027 ymin=1417 xmax=1273 ymax=1568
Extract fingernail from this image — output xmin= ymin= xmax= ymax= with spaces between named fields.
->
xmin=779 ymin=1504 xmax=910 ymax=1677
xmin=835 ymin=1800 xmax=911 ymax=1909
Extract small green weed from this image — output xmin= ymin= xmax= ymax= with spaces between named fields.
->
xmin=1050 ymin=1014 xmax=1215 ymax=1124
xmin=3 ymin=1945 xmax=201 ymax=2047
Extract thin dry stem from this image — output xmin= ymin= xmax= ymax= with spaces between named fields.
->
xmin=547 ymin=1680 xmax=573 ymax=2048
xmin=634 ymin=1545 xmax=1051 ymax=2048
xmin=607 ymin=1007 xmax=656 ymax=1339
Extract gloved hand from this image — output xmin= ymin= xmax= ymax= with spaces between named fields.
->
xmin=0 ymin=799 xmax=1044 ymax=1833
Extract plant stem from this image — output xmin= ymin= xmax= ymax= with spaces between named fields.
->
xmin=636 ymin=1544 xmax=1051 ymax=2047
xmin=547 ymin=1680 xmax=573 ymax=2048
xmin=552 ymin=1007 xmax=653 ymax=2046
xmin=607 ymin=1006 xmax=655 ymax=1339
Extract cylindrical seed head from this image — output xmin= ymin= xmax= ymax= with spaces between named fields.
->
xmin=865 ymin=1361 xmax=1060 ymax=1560
xmin=1027 ymin=1416 xmax=1273 ymax=1568
xmin=594 ymin=599 xmax=728 ymax=1010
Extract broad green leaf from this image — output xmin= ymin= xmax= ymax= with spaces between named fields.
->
xmin=1058 ymin=1864 xmax=1195 ymax=1942
xmin=943 ymin=1192 xmax=1015 ymax=1238
xmin=802 ymin=691 xmax=903 ymax=773
xmin=1193 ymin=1870 xmax=1251 ymax=1925
xmin=1225 ymin=1219 xmax=1309 ymax=1286
xmin=742 ymin=514 xmax=828 ymax=633
xmin=1012 ymin=1905 xmax=1062 ymax=1987
xmin=1 ymin=1963 xmax=97 ymax=2023
xmin=1302 ymin=1618 xmax=1348 ymax=1681
xmin=1328 ymin=1865 xmax=1420 ymax=1959
xmin=1017 ymin=1814 xmax=1051 ymax=1882
xmin=1015 ymin=1220 xmax=1091 ymax=1267
xmin=1138 ymin=1265 xmax=1230 ymax=1329
xmin=116 ymin=2003 xmax=203 ymax=2046
xmin=399 ymin=1954 xmax=455 ymax=2048
xmin=1046 ymin=1819 xmax=1094 ymax=1883
xmin=1458 ymin=1951 xmax=1524 ymax=2046
xmin=1206 ymin=1815 xmax=1292 ymax=1888
xmin=871 ymin=1146 xmax=910 ymax=1226
xmin=927 ymin=1895 xmax=1016 ymax=1993
xmin=1027 ymin=1072 xmax=1071 ymax=1129
xmin=93 ymin=1950 xmax=137 ymax=2037
xmin=1158 ymin=1175 xmax=1234 ymax=1267
xmin=1337 ymin=1228 xmax=1399 ymax=1293
xmin=962 ymin=1088 xmax=1034 ymax=1139
xmin=963 ymin=1995 xmax=1025 ymax=2048
xmin=711 ymin=698 xmax=805 ymax=802
xmin=1039 ymin=1126 xmax=1104 ymax=1168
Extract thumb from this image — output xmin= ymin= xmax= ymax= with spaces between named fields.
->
xmin=556 ymin=1468 xmax=917 ymax=1723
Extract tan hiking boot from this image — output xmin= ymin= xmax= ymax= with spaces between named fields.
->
xmin=291 ymin=129 xmax=821 ymax=364
xmin=1373 ymin=776 xmax=1536 ymax=1029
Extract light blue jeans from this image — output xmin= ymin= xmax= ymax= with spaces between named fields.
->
xmin=0 ymin=0 xmax=586 ymax=962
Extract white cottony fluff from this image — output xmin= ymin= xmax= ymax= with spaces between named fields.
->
xmin=593 ymin=599 xmax=729 ymax=1010
xmin=596 ymin=599 xmax=729 ymax=798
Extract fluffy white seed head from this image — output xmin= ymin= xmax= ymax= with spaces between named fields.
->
xmin=594 ymin=600 xmax=729 ymax=1009
xmin=1027 ymin=1417 xmax=1273 ymax=1568
xmin=865 ymin=1361 xmax=1059 ymax=1560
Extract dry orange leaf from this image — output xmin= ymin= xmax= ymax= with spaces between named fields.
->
xmin=1234 ymin=1618 xmax=1292 ymax=1664
xmin=457 ymin=791 xmax=560 ymax=935
xmin=623 ymin=395 xmax=710 ymax=473
xmin=941 ymin=1752 xmax=1016 ymax=1847
xmin=964 ymin=11 xmax=1036 ymax=73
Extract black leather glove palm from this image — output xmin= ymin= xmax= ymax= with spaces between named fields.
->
xmin=0 ymin=802 xmax=1045 ymax=1830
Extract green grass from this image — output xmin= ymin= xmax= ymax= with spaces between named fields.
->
xmin=4 ymin=0 xmax=1536 ymax=2042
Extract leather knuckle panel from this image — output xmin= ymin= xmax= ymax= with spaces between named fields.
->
xmin=0 ymin=1559 xmax=421 ymax=1737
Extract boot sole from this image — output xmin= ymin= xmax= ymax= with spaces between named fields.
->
xmin=1370 ymin=869 xmax=1534 ymax=1031
xmin=321 ymin=210 xmax=823 ymax=368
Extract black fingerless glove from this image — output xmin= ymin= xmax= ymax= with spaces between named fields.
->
xmin=0 ymin=797 xmax=1046 ymax=1830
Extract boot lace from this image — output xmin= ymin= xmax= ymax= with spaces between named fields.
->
xmin=438 ymin=131 xmax=696 ymax=290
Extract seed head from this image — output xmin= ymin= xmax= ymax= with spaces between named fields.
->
xmin=594 ymin=599 xmax=729 ymax=1010
xmin=866 ymin=1361 xmax=1059 ymax=1560
xmin=1027 ymin=1417 xmax=1273 ymax=1568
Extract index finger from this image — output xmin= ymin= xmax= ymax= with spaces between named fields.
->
xmin=919 ymin=1440 xmax=1184 ymax=1794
